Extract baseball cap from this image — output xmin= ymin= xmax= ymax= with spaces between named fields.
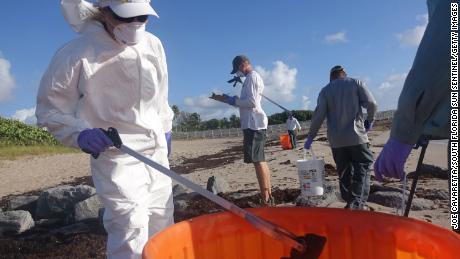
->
xmin=330 ymin=65 xmax=345 ymax=75
xmin=99 ymin=0 xmax=158 ymax=18
xmin=231 ymin=55 xmax=250 ymax=74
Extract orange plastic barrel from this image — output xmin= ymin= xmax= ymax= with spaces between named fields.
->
xmin=143 ymin=207 xmax=460 ymax=259
xmin=279 ymin=134 xmax=292 ymax=150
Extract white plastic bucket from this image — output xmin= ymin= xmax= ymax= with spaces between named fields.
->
xmin=297 ymin=149 xmax=325 ymax=196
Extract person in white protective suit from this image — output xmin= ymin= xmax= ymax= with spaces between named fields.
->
xmin=36 ymin=0 xmax=174 ymax=258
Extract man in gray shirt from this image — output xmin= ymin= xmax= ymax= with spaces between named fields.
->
xmin=304 ymin=65 xmax=378 ymax=209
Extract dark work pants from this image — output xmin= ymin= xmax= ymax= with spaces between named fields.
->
xmin=331 ymin=143 xmax=373 ymax=204
xmin=287 ymin=130 xmax=296 ymax=148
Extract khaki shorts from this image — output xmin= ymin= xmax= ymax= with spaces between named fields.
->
xmin=243 ymin=129 xmax=267 ymax=163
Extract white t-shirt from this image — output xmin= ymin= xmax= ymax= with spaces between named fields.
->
xmin=286 ymin=117 xmax=301 ymax=131
xmin=235 ymin=71 xmax=268 ymax=130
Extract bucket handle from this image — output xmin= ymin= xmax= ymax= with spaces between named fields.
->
xmin=303 ymin=148 xmax=316 ymax=160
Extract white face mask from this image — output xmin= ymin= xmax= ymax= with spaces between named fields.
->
xmin=235 ymin=71 xmax=245 ymax=77
xmin=113 ymin=22 xmax=146 ymax=46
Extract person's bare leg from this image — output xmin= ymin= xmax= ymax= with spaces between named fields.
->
xmin=254 ymin=161 xmax=271 ymax=202
xmin=261 ymin=162 xmax=272 ymax=197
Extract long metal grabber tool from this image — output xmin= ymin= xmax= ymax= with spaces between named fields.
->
xmin=404 ymin=136 xmax=447 ymax=217
xmin=404 ymin=138 xmax=429 ymax=217
xmin=101 ymin=128 xmax=327 ymax=257
xmin=260 ymin=93 xmax=291 ymax=113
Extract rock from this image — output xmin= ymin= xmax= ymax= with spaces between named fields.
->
xmin=368 ymin=191 xmax=435 ymax=211
xmin=407 ymin=164 xmax=448 ymax=180
xmin=295 ymin=182 xmax=340 ymax=207
xmin=368 ymin=191 xmax=406 ymax=208
xmin=98 ymin=208 xmax=105 ymax=228
xmin=227 ymin=190 xmax=260 ymax=200
xmin=74 ymin=195 xmax=103 ymax=222
xmin=0 ymin=210 xmax=35 ymax=235
xmin=183 ymin=192 xmax=200 ymax=200
xmin=8 ymin=196 xmax=39 ymax=216
xmin=51 ymin=222 xmax=90 ymax=236
xmin=410 ymin=198 xmax=436 ymax=211
xmin=173 ymin=199 xmax=189 ymax=212
xmin=370 ymin=183 xmax=410 ymax=195
xmin=417 ymin=189 xmax=449 ymax=200
xmin=206 ymin=176 xmax=229 ymax=195
xmin=35 ymin=218 xmax=64 ymax=228
xmin=172 ymin=184 xmax=188 ymax=198
xmin=35 ymin=185 xmax=96 ymax=219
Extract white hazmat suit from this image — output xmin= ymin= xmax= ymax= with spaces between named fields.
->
xmin=36 ymin=1 xmax=175 ymax=258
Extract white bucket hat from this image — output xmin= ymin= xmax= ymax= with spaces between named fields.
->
xmin=98 ymin=0 xmax=158 ymax=18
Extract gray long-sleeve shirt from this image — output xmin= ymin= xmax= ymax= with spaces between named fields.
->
xmin=308 ymin=77 xmax=378 ymax=148
xmin=391 ymin=0 xmax=449 ymax=144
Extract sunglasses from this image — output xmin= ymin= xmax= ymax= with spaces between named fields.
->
xmin=109 ymin=8 xmax=148 ymax=23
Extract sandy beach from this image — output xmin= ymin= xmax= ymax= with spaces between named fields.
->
xmin=0 ymin=124 xmax=450 ymax=230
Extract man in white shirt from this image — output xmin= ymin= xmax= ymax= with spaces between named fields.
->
xmin=286 ymin=113 xmax=301 ymax=148
xmin=222 ymin=55 xmax=274 ymax=206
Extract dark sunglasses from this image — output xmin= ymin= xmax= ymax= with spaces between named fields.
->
xmin=107 ymin=8 xmax=148 ymax=23
xmin=113 ymin=13 xmax=148 ymax=23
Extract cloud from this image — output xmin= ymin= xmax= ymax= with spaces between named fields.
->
xmin=374 ymin=73 xmax=408 ymax=110
xmin=255 ymin=61 xmax=297 ymax=103
xmin=183 ymin=94 xmax=238 ymax=120
xmin=324 ymin=31 xmax=348 ymax=44
xmin=0 ymin=53 xmax=16 ymax=102
xmin=378 ymin=73 xmax=407 ymax=90
xmin=416 ymin=14 xmax=429 ymax=24
xmin=301 ymin=95 xmax=311 ymax=110
xmin=397 ymin=14 xmax=428 ymax=47
xmin=12 ymin=107 xmax=37 ymax=125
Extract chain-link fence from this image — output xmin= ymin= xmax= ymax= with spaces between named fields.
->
xmin=172 ymin=110 xmax=395 ymax=140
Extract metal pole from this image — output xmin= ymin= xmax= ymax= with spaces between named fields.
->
xmin=404 ymin=141 xmax=429 ymax=217
xmin=118 ymin=144 xmax=305 ymax=252
xmin=260 ymin=94 xmax=290 ymax=113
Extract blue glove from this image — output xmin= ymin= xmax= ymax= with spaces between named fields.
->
xmin=304 ymin=136 xmax=314 ymax=149
xmin=165 ymin=131 xmax=172 ymax=157
xmin=222 ymin=94 xmax=238 ymax=106
xmin=374 ymin=138 xmax=412 ymax=181
xmin=77 ymin=128 xmax=113 ymax=156
xmin=364 ymin=120 xmax=373 ymax=132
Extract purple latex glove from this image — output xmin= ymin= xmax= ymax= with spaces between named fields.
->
xmin=165 ymin=131 xmax=172 ymax=157
xmin=374 ymin=138 xmax=412 ymax=181
xmin=222 ymin=94 xmax=238 ymax=106
xmin=364 ymin=120 xmax=373 ymax=132
xmin=77 ymin=128 xmax=113 ymax=156
xmin=304 ymin=136 xmax=314 ymax=149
